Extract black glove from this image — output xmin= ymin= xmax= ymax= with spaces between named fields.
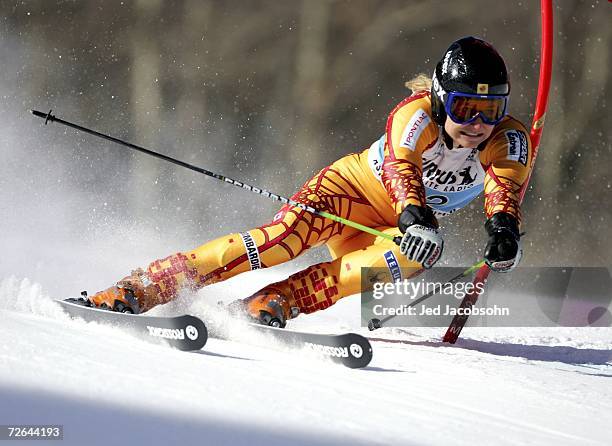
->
xmin=484 ymin=212 xmax=522 ymax=273
xmin=398 ymin=205 xmax=443 ymax=269
xmin=398 ymin=204 xmax=439 ymax=232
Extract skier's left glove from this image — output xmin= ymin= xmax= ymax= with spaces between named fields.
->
xmin=484 ymin=212 xmax=522 ymax=273
xmin=398 ymin=205 xmax=444 ymax=269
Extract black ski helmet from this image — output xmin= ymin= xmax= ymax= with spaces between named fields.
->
xmin=431 ymin=37 xmax=510 ymax=126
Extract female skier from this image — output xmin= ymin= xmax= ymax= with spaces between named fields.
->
xmin=85 ymin=36 xmax=531 ymax=327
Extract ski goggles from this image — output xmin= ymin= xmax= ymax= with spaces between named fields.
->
xmin=444 ymin=91 xmax=508 ymax=125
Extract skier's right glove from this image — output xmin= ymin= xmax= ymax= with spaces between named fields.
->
xmin=398 ymin=205 xmax=443 ymax=269
xmin=484 ymin=212 xmax=522 ymax=273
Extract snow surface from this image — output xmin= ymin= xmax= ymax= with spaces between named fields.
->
xmin=1 ymin=274 xmax=611 ymax=446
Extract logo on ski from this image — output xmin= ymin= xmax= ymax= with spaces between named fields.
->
xmin=146 ymin=326 xmax=186 ymax=340
xmin=349 ymin=343 xmax=364 ymax=358
xmin=304 ymin=342 xmax=349 ymax=358
xmin=185 ymin=325 xmax=199 ymax=340
xmin=303 ymin=342 xmax=364 ymax=359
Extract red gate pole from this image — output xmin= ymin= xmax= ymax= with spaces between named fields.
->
xmin=443 ymin=0 xmax=554 ymax=343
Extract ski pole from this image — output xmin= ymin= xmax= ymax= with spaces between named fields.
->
xmin=31 ymin=109 xmax=401 ymax=246
xmin=367 ymin=259 xmax=485 ymax=331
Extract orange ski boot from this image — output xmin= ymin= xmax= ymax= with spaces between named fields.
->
xmin=228 ymin=288 xmax=299 ymax=328
xmin=86 ymin=269 xmax=161 ymax=314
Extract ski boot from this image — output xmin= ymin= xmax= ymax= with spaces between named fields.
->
xmin=228 ymin=289 xmax=299 ymax=328
xmin=87 ymin=286 xmax=141 ymax=314
xmin=80 ymin=269 xmax=159 ymax=314
xmin=64 ymin=288 xmax=140 ymax=314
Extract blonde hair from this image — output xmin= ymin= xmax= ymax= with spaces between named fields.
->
xmin=404 ymin=73 xmax=432 ymax=94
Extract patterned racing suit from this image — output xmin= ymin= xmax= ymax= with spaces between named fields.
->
xmin=135 ymin=92 xmax=533 ymax=314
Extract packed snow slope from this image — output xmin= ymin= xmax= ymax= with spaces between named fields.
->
xmin=1 ymin=273 xmax=611 ymax=446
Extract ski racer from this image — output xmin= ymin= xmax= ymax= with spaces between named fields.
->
xmin=85 ymin=37 xmax=532 ymax=327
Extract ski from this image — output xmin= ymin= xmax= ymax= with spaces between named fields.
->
xmin=56 ymin=298 xmax=371 ymax=367
xmin=55 ymin=298 xmax=208 ymax=351
xmin=210 ymin=323 xmax=373 ymax=369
